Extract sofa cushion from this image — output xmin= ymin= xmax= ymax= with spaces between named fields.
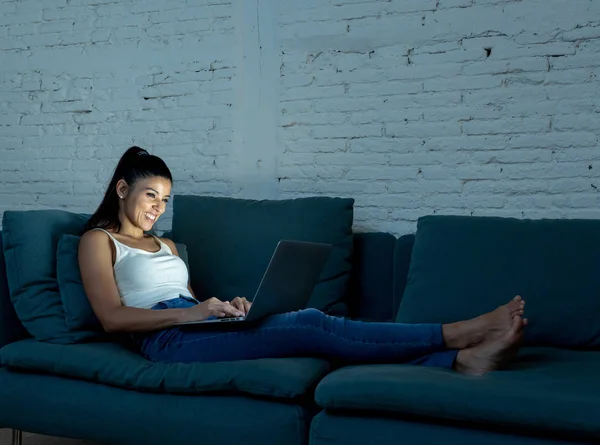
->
xmin=0 ymin=368 xmax=312 ymax=445
xmin=0 ymin=338 xmax=330 ymax=399
xmin=315 ymin=347 xmax=600 ymax=440
xmin=171 ymin=196 xmax=354 ymax=316
xmin=1 ymin=210 xmax=97 ymax=343
xmin=57 ymin=234 xmax=104 ymax=331
xmin=57 ymin=234 xmax=190 ymax=332
xmin=397 ymin=215 xmax=600 ymax=347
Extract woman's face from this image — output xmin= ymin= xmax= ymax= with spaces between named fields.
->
xmin=118 ymin=176 xmax=172 ymax=232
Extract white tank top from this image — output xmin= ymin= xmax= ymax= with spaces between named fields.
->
xmin=93 ymin=228 xmax=194 ymax=309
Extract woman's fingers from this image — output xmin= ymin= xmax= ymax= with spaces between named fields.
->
xmin=233 ymin=296 xmax=251 ymax=314
xmin=231 ymin=297 xmax=248 ymax=315
xmin=209 ymin=297 xmax=248 ymax=317
xmin=220 ymin=302 xmax=244 ymax=317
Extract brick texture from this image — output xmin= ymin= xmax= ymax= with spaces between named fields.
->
xmin=1 ymin=0 xmax=599 ymax=235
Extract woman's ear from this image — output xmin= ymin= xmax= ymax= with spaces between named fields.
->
xmin=115 ymin=179 xmax=129 ymax=199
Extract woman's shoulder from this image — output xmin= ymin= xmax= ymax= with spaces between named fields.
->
xmin=157 ymin=236 xmax=179 ymax=255
xmin=82 ymin=227 xmax=111 ymax=237
xmin=78 ymin=229 xmax=116 ymax=266
xmin=80 ymin=228 xmax=114 ymax=247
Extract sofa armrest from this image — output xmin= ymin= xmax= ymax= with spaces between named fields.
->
xmin=392 ymin=234 xmax=415 ymax=318
xmin=0 ymin=231 xmax=29 ymax=348
xmin=346 ymin=232 xmax=397 ymax=322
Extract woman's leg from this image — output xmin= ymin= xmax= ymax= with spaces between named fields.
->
xmin=140 ymin=308 xmax=457 ymax=367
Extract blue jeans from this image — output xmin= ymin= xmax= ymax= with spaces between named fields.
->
xmin=134 ymin=296 xmax=458 ymax=368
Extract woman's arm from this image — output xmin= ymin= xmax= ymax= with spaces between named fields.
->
xmin=78 ymin=230 xmax=193 ymax=332
xmin=78 ymin=231 xmax=241 ymax=333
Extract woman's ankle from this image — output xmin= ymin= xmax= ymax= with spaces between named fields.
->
xmin=442 ymin=322 xmax=466 ymax=349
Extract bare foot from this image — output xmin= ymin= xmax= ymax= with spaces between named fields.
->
xmin=454 ymin=315 xmax=525 ymax=376
xmin=443 ymin=296 xmax=525 ymax=349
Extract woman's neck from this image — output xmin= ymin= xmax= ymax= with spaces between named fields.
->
xmin=116 ymin=222 xmax=146 ymax=240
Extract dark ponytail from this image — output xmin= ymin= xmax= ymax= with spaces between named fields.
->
xmin=84 ymin=146 xmax=173 ymax=232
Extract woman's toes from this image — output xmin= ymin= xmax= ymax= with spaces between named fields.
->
xmin=512 ymin=295 xmax=525 ymax=308
xmin=508 ymin=296 xmax=526 ymax=317
xmin=510 ymin=306 xmax=525 ymax=318
xmin=508 ymin=315 xmax=526 ymax=340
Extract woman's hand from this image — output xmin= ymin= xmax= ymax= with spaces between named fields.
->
xmin=183 ymin=297 xmax=244 ymax=322
xmin=229 ymin=296 xmax=252 ymax=315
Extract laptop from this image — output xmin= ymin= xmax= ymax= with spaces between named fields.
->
xmin=175 ymin=240 xmax=333 ymax=325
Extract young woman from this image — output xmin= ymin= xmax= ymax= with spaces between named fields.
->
xmin=78 ymin=146 xmax=527 ymax=375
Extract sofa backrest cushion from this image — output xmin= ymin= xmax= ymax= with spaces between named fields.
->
xmin=1 ymin=210 xmax=98 ymax=343
xmin=57 ymin=234 xmax=189 ymax=332
xmin=171 ymin=196 xmax=354 ymax=316
xmin=396 ymin=215 xmax=600 ymax=348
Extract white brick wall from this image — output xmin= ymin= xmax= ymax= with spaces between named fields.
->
xmin=1 ymin=0 xmax=600 ymax=235
xmin=277 ymin=0 xmax=600 ymax=234
xmin=0 ymin=0 xmax=236 ymax=232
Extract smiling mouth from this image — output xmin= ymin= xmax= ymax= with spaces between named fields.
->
xmin=144 ymin=212 xmax=157 ymax=223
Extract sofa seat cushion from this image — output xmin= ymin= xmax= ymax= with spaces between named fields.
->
xmin=315 ymin=347 xmax=600 ymax=439
xmin=0 ymin=367 xmax=312 ymax=445
xmin=0 ymin=339 xmax=330 ymax=399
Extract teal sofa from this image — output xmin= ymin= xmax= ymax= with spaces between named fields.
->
xmin=311 ymin=216 xmax=600 ymax=445
xmin=0 ymin=196 xmax=598 ymax=445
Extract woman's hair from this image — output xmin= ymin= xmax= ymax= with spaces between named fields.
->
xmin=84 ymin=146 xmax=173 ymax=232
